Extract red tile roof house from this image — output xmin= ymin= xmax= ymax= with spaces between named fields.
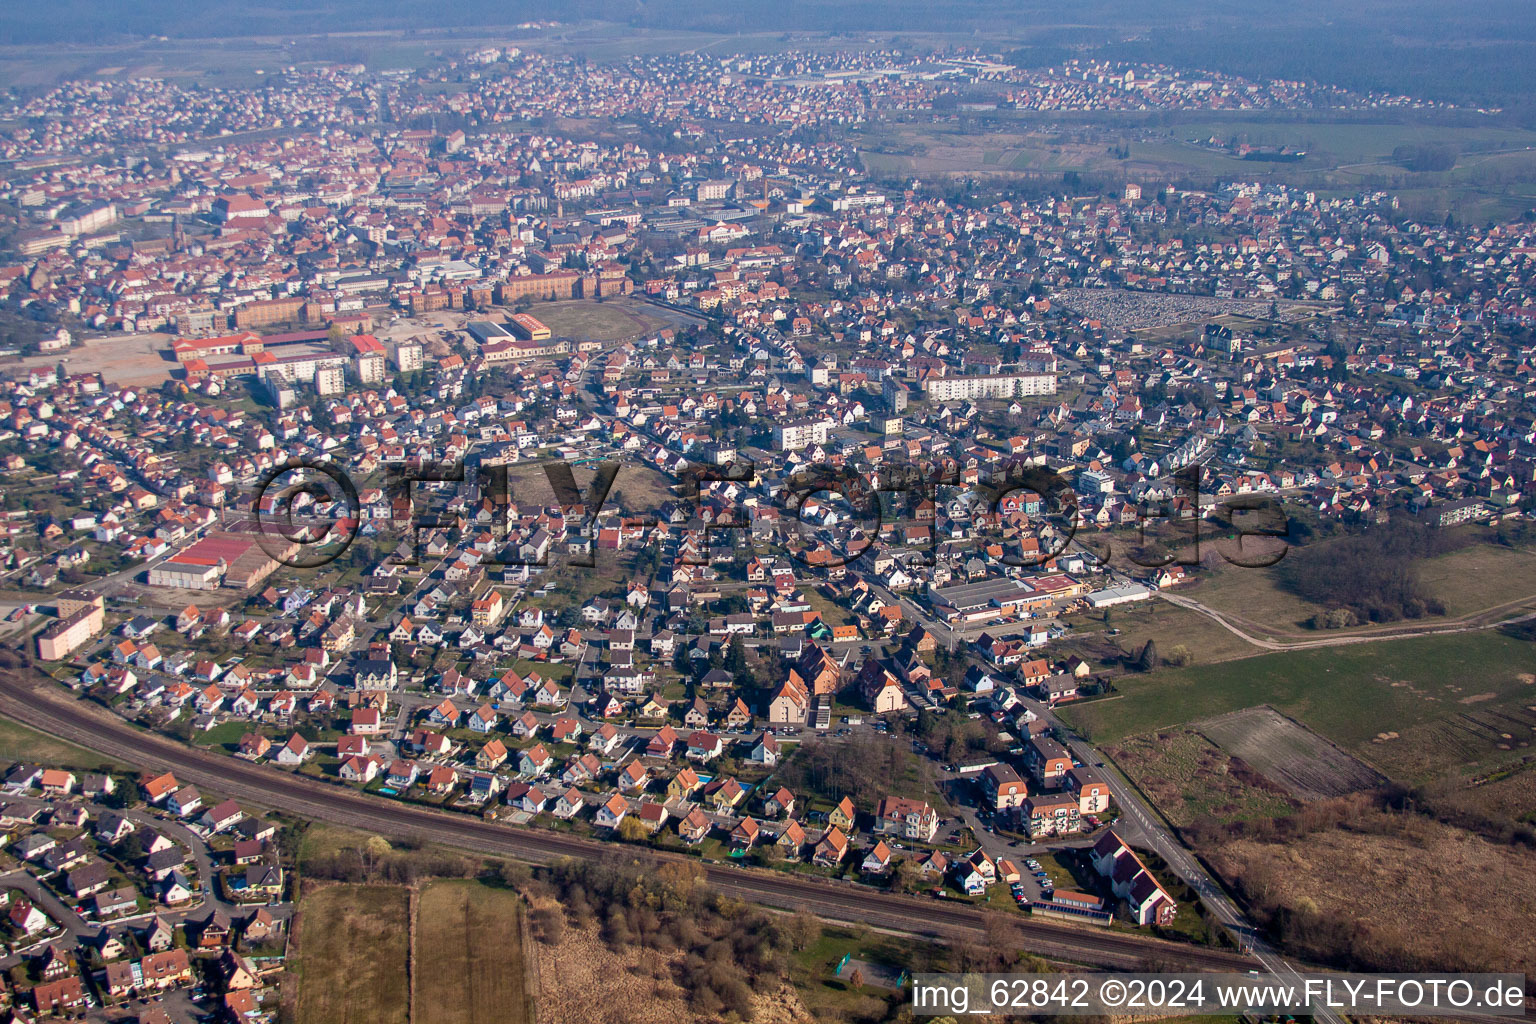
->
xmin=141 ymin=772 xmax=179 ymax=804
xmin=874 ymin=796 xmax=939 ymax=842
xmin=685 ymin=730 xmax=723 ymax=762
xmin=200 ymin=799 xmax=244 ymax=833
xmin=1090 ymin=830 xmax=1178 ymax=926
xmin=350 ymin=708 xmax=384 ymax=735
xmin=31 ymin=977 xmax=87 ymax=1014
xmin=730 ymin=817 xmax=760 ymax=848
xmin=636 ymin=801 xmax=670 ymax=833
xmin=553 ymin=788 xmax=585 ymax=819
xmin=677 ymin=808 xmax=711 ymax=844
xmin=861 ymin=840 xmax=893 ymax=876
xmin=812 ymin=826 xmax=849 ymax=866
xmin=38 ymin=769 xmax=76 ymax=796
xmin=595 ymin=793 xmax=630 ymax=829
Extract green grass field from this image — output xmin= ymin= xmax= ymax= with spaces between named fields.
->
xmin=1060 ymin=631 xmax=1536 ymax=782
xmin=0 ymin=713 xmax=126 ymax=772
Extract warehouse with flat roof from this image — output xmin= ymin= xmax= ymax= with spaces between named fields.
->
xmin=926 ymin=577 xmax=1051 ymax=623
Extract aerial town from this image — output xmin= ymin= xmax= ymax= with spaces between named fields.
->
xmin=0 ymin=13 xmax=1532 ymax=1024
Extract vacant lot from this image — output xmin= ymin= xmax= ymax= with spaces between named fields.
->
xmin=1187 ymin=535 xmax=1536 ymax=639
xmin=295 ymin=885 xmax=411 ymax=1024
xmin=1210 ymin=808 xmax=1536 ymax=974
xmin=1460 ymin=762 xmax=1536 ymax=825
xmin=1414 ymin=541 xmax=1536 ymax=619
xmin=526 ymin=892 xmax=815 ymax=1024
xmin=0 ymin=714 xmax=124 ymax=771
xmin=16 ymin=331 xmax=174 ymax=388
xmin=1082 ymin=598 xmax=1259 ymax=666
xmin=1180 ymin=562 xmax=1330 ymax=638
xmin=416 ymin=882 xmax=533 ymax=1024
xmin=1195 ymin=707 xmax=1386 ymax=800
xmin=500 ymin=460 xmax=673 ymax=518
xmin=1058 ymin=631 xmax=1536 ymax=783
xmin=1105 ymin=728 xmax=1299 ymax=828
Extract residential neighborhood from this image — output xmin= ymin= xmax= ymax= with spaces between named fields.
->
xmin=0 ymin=10 xmax=1531 ymax=1023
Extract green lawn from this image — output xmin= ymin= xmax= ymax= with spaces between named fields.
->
xmin=1059 ymin=631 xmax=1536 ymax=781
xmin=0 ymin=714 xmax=126 ymax=771
xmin=192 ymin=720 xmax=256 ymax=752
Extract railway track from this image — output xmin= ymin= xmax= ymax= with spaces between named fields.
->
xmin=10 ymin=668 xmax=1536 ymax=1023
xmin=0 ymin=669 xmax=1258 ymax=971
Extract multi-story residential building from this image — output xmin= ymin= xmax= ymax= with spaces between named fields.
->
xmin=391 ymin=340 xmax=423 ymax=373
xmin=771 ymin=418 xmax=831 ymax=451
xmin=919 ymin=373 xmax=1057 ymax=402
xmin=1091 ymin=830 xmax=1177 ymax=926
xmin=874 ymin=796 xmax=939 ymax=842
xmin=1022 ymin=794 xmax=1081 ymax=837
xmin=1024 ymin=735 xmax=1075 ymax=790
xmin=980 ymin=762 xmax=1029 ymax=811
xmin=36 ymin=591 xmax=106 ymax=661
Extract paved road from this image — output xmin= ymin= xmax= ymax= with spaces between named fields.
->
xmin=0 ymin=793 xmax=276 ymax=972
xmin=0 ymin=668 xmax=1260 ymax=974
xmin=0 ymin=869 xmax=92 ymax=942
xmin=1038 ymin=708 xmax=1349 ymax=1023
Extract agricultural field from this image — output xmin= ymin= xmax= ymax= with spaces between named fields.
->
xmin=295 ymin=885 xmax=412 ymax=1024
xmin=1104 ymin=728 xmax=1300 ymax=828
xmin=415 ymin=881 xmax=534 ymax=1024
xmin=861 ymin=115 xmax=1536 ymax=181
xmin=859 ymin=114 xmax=1536 ymax=220
xmin=1194 ymin=707 xmax=1386 ymax=800
xmin=1058 ymin=630 xmax=1536 ymax=783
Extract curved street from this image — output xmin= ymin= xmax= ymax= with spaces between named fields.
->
xmin=0 ymin=666 xmax=1256 ymax=973
xmin=1157 ymin=591 xmax=1536 ymax=652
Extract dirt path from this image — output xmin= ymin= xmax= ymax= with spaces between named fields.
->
xmin=1158 ymin=591 xmax=1536 ymax=652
